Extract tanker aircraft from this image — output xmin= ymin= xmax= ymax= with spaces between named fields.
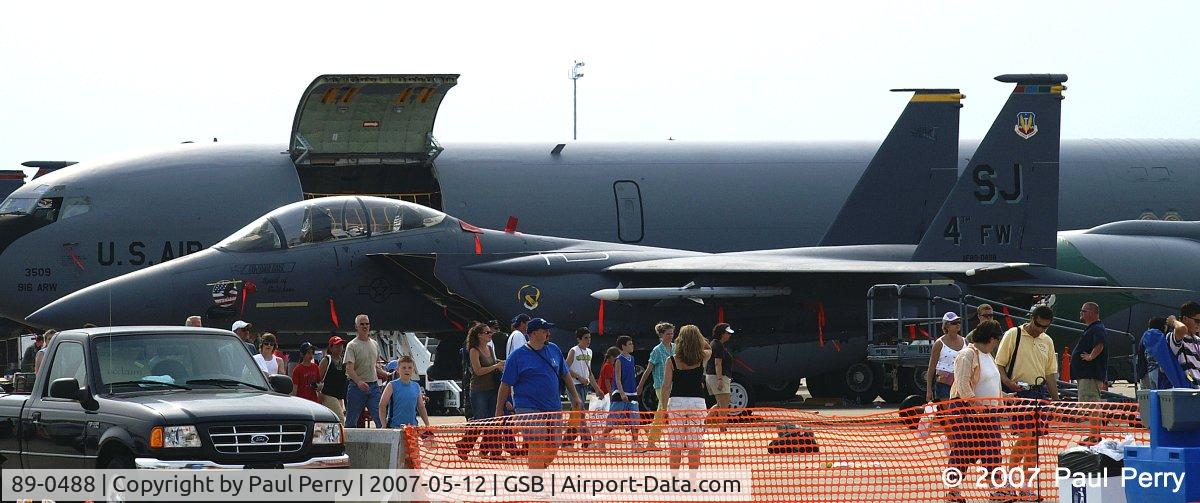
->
xmin=1 ymin=74 xmax=1198 ymax=329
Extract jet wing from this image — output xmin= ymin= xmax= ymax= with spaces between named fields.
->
xmin=604 ymin=256 xmax=1183 ymax=295
xmin=971 ymin=283 xmax=1187 ymax=295
xmin=604 ymin=255 xmax=1029 ymax=275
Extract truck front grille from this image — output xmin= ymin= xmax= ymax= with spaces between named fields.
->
xmin=208 ymin=424 xmax=306 ymax=454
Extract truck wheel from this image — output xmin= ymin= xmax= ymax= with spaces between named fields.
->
xmin=839 ymin=362 xmax=881 ymax=405
xmin=106 ymin=453 xmax=135 ymax=469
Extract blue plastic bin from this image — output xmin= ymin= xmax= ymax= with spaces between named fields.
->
xmin=1137 ymin=389 xmax=1200 ymax=448
xmin=1124 ymin=445 xmax=1200 ymax=501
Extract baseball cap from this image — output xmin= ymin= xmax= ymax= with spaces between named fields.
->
xmin=942 ymin=312 xmax=960 ymax=323
xmin=511 ymin=313 xmax=532 ymax=326
xmin=327 ymin=335 xmax=345 ymax=347
xmin=231 ymin=320 xmax=251 ymax=331
xmin=299 ymin=342 xmax=315 ymax=354
xmin=527 ymin=318 xmax=555 ymax=332
xmin=385 ymin=359 xmax=398 ymax=372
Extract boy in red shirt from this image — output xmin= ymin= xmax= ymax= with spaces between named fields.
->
xmin=291 ymin=342 xmax=322 ymax=403
xmin=597 ymin=346 xmax=619 ymax=395
xmin=593 ymin=347 xmax=621 ymax=447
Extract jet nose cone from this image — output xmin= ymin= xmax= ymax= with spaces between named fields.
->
xmin=26 ymin=260 xmax=182 ymax=329
xmin=26 ymin=287 xmax=102 ymax=328
xmin=26 ymin=278 xmax=147 ymax=329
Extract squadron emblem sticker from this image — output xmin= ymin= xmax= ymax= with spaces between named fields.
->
xmin=518 ymin=284 xmax=541 ymax=310
xmin=1014 ymin=112 xmax=1038 ymax=139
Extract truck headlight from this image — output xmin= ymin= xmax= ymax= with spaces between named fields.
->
xmin=313 ymin=422 xmax=343 ymax=445
xmin=150 ymin=425 xmax=201 ymax=448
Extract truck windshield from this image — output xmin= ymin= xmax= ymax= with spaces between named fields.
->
xmin=94 ymin=334 xmax=268 ymax=391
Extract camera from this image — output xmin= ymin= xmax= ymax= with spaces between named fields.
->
xmin=310 ymin=381 xmax=322 ymax=391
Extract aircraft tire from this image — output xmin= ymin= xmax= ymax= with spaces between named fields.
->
xmin=838 ymin=361 xmax=882 ymax=404
xmin=755 ymin=379 xmax=802 ymax=401
xmin=728 ymin=381 xmax=750 ymax=409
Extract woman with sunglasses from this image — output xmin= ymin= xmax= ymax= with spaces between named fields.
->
xmin=456 ymin=322 xmax=505 ymax=460
xmin=926 ymin=312 xmax=965 ymax=402
xmin=253 ymin=333 xmax=286 ymax=375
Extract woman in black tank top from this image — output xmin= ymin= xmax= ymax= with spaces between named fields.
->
xmin=318 ymin=338 xmax=349 ymax=423
xmin=659 ymin=325 xmax=712 ymax=470
xmin=668 ymin=357 xmax=706 ymax=397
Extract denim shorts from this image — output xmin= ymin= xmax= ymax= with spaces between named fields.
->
xmin=513 ymin=408 xmax=561 ymax=447
xmin=608 ymin=397 xmax=640 ymax=426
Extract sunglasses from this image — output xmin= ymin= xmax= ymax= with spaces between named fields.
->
xmin=1032 ymin=320 xmax=1051 ymax=329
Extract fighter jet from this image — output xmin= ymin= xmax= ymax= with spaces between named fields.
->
xmin=1 ymin=74 xmax=1198 ymax=327
xmin=38 ymin=74 xmax=1176 ymax=405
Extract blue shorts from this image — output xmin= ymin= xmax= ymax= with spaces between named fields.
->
xmin=608 ymin=397 xmax=640 ymax=426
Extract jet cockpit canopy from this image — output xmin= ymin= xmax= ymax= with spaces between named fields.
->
xmin=216 ymin=196 xmax=446 ymax=252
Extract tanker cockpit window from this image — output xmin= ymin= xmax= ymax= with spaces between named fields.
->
xmin=60 ymin=196 xmax=91 ymax=220
xmin=0 ymin=196 xmax=60 ymax=222
xmin=0 ymin=197 xmax=37 ymax=215
xmin=216 ymin=218 xmax=282 ymax=252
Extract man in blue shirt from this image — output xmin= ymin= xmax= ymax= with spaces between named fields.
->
xmin=1071 ymin=301 xmax=1108 ymax=401
xmin=1071 ymin=301 xmax=1107 ymax=445
xmin=496 ymin=318 xmax=581 ymax=468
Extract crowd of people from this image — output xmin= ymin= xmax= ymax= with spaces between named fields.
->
xmin=149 ymin=298 xmax=1199 ymax=477
xmin=918 ymin=300 xmax=1200 ymax=502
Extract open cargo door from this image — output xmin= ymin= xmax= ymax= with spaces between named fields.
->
xmin=290 ymin=74 xmax=459 ymax=209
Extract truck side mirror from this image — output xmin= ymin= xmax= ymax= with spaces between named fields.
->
xmin=268 ymin=374 xmax=293 ymax=394
xmin=48 ymin=378 xmax=80 ymax=400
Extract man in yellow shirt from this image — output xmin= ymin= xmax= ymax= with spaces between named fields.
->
xmin=994 ymin=304 xmax=1059 ymax=488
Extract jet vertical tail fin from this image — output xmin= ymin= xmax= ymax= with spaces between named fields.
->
xmin=913 ymin=74 xmax=1067 ymax=266
xmin=820 ymin=89 xmax=962 ymax=246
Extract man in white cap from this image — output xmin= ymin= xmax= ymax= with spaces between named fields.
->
xmin=232 ymin=320 xmax=255 ymax=354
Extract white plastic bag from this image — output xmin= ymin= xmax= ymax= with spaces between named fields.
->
xmin=1090 ymin=434 xmax=1136 ymax=461
xmin=916 ymin=404 xmax=937 ymax=438
xmin=589 ymin=394 xmax=611 ymax=412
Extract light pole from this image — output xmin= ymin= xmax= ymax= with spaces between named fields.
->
xmin=570 ymin=60 xmax=585 ymax=140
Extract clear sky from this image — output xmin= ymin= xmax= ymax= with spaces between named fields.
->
xmin=3 ymin=0 xmax=1198 ymax=178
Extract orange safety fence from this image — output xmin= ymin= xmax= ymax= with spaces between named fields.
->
xmin=405 ymin=398 xmax=1147 ymax=502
